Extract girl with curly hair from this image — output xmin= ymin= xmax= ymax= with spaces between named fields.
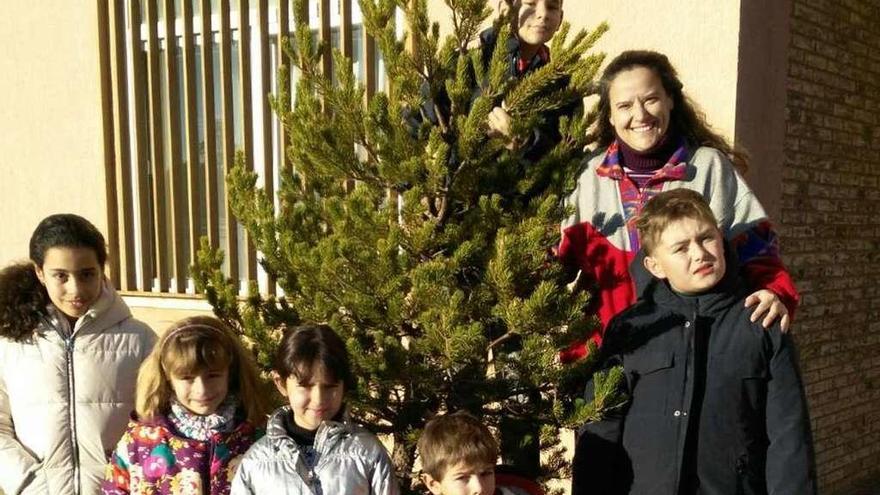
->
xmin=0 ymin=214 xmax=155 ymax=495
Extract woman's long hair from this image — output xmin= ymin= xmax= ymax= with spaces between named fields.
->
xmin=0 ymin=214 xmax=108 ymax=341
xmin=588 ymin=50 xmax=749 ymax=173
xmin=136 ymin=316 xmax=271 ymax=425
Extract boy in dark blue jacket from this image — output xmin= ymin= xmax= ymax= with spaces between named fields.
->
xmin=571 ymin=189 xmax=816 ymax=495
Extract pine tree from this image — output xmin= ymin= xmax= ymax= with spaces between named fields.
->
xmin=192 ymin=0 xmax=616 ymax=491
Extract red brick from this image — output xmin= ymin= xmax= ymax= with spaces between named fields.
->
xmin=783 ymin=1 xmax=880 ymax=492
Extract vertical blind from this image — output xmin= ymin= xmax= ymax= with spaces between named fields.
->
xmin=98 ymin=0 xmax=387 ymax=296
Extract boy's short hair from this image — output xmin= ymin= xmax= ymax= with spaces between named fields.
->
xmin=418 ymin=411 xmax=498 ymax=480
xmin=635 ymin=189 xmax=718 ymax=255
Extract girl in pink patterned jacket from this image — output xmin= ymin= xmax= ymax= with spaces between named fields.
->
xmin=102 ymin=316 xmax=270 ymax=495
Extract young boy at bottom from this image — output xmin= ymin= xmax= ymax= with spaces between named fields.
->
xmin=418 ymin=412 xmax=544 ymax=495
xmin=571 ymin=189 xmax=816 ymax=495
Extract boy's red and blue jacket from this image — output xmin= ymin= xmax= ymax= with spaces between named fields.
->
xmin=557 ymin=142 xmax=799 ymax=362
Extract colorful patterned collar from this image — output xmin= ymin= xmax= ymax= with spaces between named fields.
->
xmin=596 ymin=138 xmax=690 ymax=182
xmin=168 ymin=396 xmax=239 ymax=441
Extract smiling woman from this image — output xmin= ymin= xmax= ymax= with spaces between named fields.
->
xmin=557 ymin=50 xmax=800 ymax=362
xmin=606 ymin=66 xmax=674 ymax=153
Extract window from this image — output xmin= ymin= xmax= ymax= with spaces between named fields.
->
xmin=99 ymin=0 xmax=384 ymax=296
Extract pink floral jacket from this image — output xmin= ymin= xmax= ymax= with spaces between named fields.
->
xmin=102 ymin=414 xmax=261 ymax=495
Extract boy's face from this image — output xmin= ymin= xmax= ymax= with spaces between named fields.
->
xmin=516 ymin=0 xmax=563 ymax=47
xmin=424 ymin=462 xmax=495 ymax=495
xmin=274 ymin=364 xmax=344 ymax=431
xmin=643 ymin=218 xmax=726 ymax=295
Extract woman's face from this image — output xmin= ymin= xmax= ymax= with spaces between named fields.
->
xmin=607 ymin=66 xmax=674 ymax=152
xmin=34 ymin=246 xmax=103 ymax=323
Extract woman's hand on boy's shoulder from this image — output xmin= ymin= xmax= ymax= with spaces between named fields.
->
xmin=744 ymin=289 xmax=790 ymax=333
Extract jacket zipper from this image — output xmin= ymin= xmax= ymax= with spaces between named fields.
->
xmin=305 ymin=424 xmax=344 ymax=494
xmin=65 ymin=335 xmax=81 ymax=495
xmin=283 ymin=435 xmax=319 ymax=494
xmin=672 ymin=310 xmax=697 ymax=493
xmin=66 ymin=313 xmax=93 ymax=495
xmin=308 ymin=425 xmax=330 ymax=494
xmin=206 ymin=438 xmax=217 ymax=492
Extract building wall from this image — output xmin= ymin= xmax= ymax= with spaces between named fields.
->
xmin=0 ymin=2 xmax=109 ymax=265
xmin=734 ymin=1 xmax=792 ymax=220
xmin=781 ymin=0 xmax=880 ymax=492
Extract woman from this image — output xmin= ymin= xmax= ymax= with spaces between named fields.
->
xmin=558 ymin=50 xmax=798 ymax=362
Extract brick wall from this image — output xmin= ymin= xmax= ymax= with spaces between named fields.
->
xmin=782 ymin=0 xmax=880 ymax=493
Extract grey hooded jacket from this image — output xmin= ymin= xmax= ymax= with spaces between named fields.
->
xmin=231 ymin=406 xmax=399 ymax=495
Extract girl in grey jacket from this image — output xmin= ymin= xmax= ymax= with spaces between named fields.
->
xmin=231 ymin=324 xmax=399 ymax=495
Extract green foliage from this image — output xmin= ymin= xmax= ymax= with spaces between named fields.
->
xmin=563 ymin=364 xmax=628 ymax=427
xmin=192 ymin=1 xmax=614 ymax=491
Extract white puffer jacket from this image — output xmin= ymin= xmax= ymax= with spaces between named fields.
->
xmin=0 ymin=283 xmax=155 ymax=495
xmin=231 ymin=406 xmax=400 ymax=495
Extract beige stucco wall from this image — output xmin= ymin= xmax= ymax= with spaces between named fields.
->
xmin=568 ymin=1 xmax=742 ymax=145
xmin=0 ymin=3 xmax=108 ymax=265
xmin=126 ymin=297 xmax=216 ymax=335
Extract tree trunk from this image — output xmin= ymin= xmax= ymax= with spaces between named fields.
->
xmin=393 ymin=430 xmax=418 ymax=494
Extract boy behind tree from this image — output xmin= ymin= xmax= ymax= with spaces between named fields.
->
xmin=572 ymin=189 xmax=816 ymax=495
xmin=413 ymin=0 xmax=574 ymax=158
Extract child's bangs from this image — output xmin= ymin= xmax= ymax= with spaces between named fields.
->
xmin=163 ymin=334 xmax=233 ymax=377
xmin=293 ymin=360 xmax=340 ymax=386
xmin=449 ymin=442 xmax=496 ymax=471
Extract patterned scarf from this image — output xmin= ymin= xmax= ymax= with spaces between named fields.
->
xmin=596 ymin=138 xmax=690 ymax=253
xmin=168 ymin=395 xmax=239 ymax=441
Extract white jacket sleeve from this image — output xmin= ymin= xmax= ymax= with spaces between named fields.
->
xmin=229 ymin=458 xmax=253 ymax=495
xmin=0 ymin=371 xmax=40 ymax=495
xmin=371 ymin=447 xmax=400 ymax=495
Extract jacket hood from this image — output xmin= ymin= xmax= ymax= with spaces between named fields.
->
xmin=629 ymin=239 xmax=745 ymax=317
